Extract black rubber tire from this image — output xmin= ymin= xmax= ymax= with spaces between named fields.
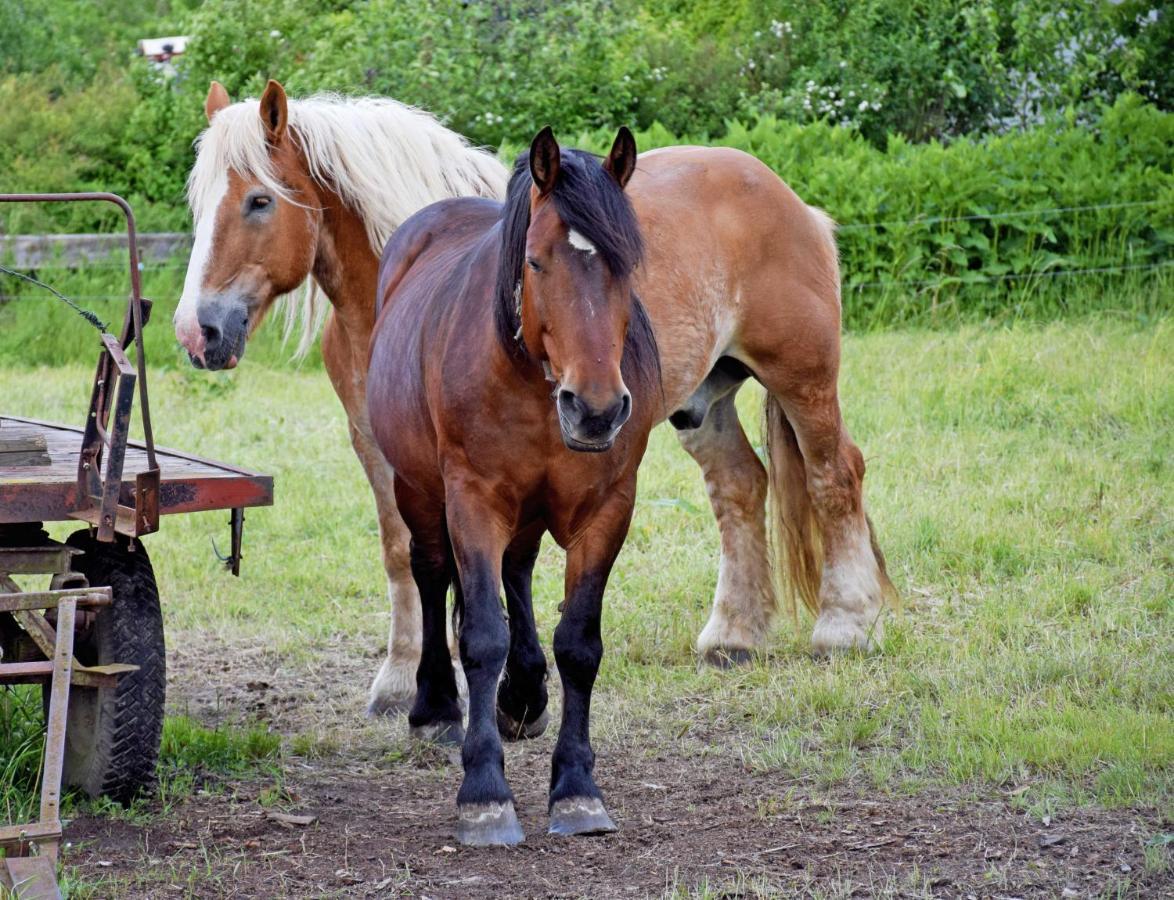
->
xmin=54 ymin=530 xmax=167 ymax=803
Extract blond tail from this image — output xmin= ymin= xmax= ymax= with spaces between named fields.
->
xmin=763 ymin=394 xmax=823 ymax=623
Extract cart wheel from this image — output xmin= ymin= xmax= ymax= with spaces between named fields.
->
xmin=52 ymin=530 xmax=167 ymax=803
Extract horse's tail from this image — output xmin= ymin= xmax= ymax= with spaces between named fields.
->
xmin=763 ymin=393 xmax=823 ymax=622
xmin=763 ymin=393 xmax=898 ymax=626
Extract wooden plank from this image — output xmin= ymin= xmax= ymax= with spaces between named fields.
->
xmin=1 ymin=855 xmax=63 ymax=899
xmin=1 ymin=416 xmax=266 ymax=482
xmin=0 ymin=432 xmax=47 ymax=453
xmin=0 ymin=416 xmax=273 ymax=520
xmin=0 ymin=450 xmax=51 ymax=466
xmin=0 ymin=661 xmax=53 ymax=681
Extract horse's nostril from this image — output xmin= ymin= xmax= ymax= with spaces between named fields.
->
xmin=201 ymin=324 xmax=222 ymax=350
xmin=618 ymin=392 xmax=631 ymax=422
xmin=558 ymin=388 xmax=577 ymax=412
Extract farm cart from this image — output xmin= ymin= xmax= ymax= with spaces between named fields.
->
xmin=0 ymin=194 xmax=273 ymax=899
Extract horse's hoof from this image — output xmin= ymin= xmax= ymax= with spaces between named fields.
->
xmin=701 ymin=647 xmax=753 ymax=669
xmin=497 ymin=706 xmax=550 ymax=741
xmin=366 ymin=657 xmax=418 ymax=717
xmin=548 ymin=796 xmax=617 ymax=836
xmin=811 ymin=614 xmax=881 ymax=656
xmin=456 ymin=801 xmax=524 ymax=847
xmin=366 ymin=694 xmax=413 ymax=717
xmin=409 ymin=720 xmax=465 ymax=746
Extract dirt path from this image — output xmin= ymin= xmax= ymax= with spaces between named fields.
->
xmin=62 ymin=633 xmax=1170 ymax=898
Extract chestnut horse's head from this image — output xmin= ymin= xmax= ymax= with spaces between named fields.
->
xmin=497 ymin=126 xmax=655 ymax=452
xmin=174 ymin=80 xmax=322 ymax=370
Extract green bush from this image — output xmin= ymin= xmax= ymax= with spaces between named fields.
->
xmin=553 ymin=95 xmax=1174 ymax=326
xmin=1 ymin=96 xmax=1168 ymax=356
xmin=2 ymin=0 xmax=1171 ymax=235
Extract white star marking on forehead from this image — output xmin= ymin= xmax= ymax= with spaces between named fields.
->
xmin=567 ymin=228 xmax=597 ymax=255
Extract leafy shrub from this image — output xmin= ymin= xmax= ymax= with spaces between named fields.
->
xmin=2 ymin=0 xmax=1170 ymax=235
xmin=554 ymin=94 xmax=1173 ymax=325
xmin=2 ymin=96 xmax=1168 ymax=356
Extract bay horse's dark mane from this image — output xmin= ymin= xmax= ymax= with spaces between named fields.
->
xmin=493 ymin=149 xmax=660 ymax=397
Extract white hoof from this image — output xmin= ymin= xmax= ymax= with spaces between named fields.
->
xmin=810 ymin=610 xmax=883 ymax=656
xmin=696 ymin=612 xmax=766 ymax=662
xmin=366 ymin=654 xmax=468 ymax=718
xmin=366 ymin=656 xmax=418 ymax=717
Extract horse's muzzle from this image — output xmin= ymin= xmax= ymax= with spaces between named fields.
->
xmin=557 ymin=387 xmax=631 ymax=452
xmin=194 ymin=297 xmax=248 ymax=371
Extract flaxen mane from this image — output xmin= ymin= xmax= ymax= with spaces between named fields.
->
xmin=188 ymin=93 xmax=509 ymax=355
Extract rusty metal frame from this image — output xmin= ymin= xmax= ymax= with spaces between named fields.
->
xmin=0 ymin=544 xmax=119 ymax=900
xmin=0 ymin=193 xmax=159 ymax=541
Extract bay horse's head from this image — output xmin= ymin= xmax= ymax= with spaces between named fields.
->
xmin=498 ymin=126 xmax=654 ymax=452
xmin=174 ymin=80 xmax=321 ymax=369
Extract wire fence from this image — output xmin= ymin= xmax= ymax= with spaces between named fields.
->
xmin=835 ymin=199 xmax=1166 ymax=232
xmin=2 ymin=198 xmax=1170 ymax=301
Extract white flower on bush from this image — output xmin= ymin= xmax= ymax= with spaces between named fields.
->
xmin=770 ymin=20 xmax=793 ymax=39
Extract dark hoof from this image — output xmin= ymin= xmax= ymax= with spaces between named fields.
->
xmin=548 ymin=796 xmax=617 ymax=836
xmin=456 ymin=801 xmax=524 ymax=847
xmin=701 ymin=647 xmax=753 ymax=669
xmin=409 ymin=720 xmax=465 ymax=746
xmin=497 ymin=706 xmax=550 ymax=742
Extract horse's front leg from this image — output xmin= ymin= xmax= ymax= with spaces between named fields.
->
xmin=446 ymin=486 xmax=523 ymax=846
xmin=548 ymin=484 xmax=634 ymax=837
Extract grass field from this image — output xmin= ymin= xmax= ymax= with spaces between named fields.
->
xmin=1 ymin=313 xmax=1171 ymax=896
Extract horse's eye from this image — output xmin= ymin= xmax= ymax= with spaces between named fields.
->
xmin=527 ymin=258 xmax=542 ymax=273
xmin=247 ymin=195 xmax=273 ymax=214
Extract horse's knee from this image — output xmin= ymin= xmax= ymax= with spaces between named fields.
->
xmin=552 ymin=621 xmax=602 ymax=687
xmin=459 ymin=610 xmax=509 ymax=678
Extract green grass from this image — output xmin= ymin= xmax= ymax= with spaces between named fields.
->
xmin=0 ymin=255 xmax=1168 ymax=369
xmin=1 ymin=315 xmax=1171 ymax=823
xmin=0 ymin=687 xmax=45 ymax=828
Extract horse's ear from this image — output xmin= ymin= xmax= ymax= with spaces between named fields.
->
xmin=259 ymin=79 xmax=289 ymax=143
xmin=205 ymin=81 xmax=230 ymax=123
xmin=603 ymin=126 xmax=637 ymax=190
xmin=529 ymin=126 xmax=560 ymax=196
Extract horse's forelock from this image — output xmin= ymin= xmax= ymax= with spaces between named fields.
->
xmin=493 ymin=148 xmax=657 ymax=395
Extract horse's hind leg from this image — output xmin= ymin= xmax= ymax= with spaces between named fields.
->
xmin=676 ymin=384 xmax=776 ymax=666
xmin=497 ymin=524 xmax=550 ymax=741
xmin=765 ymin=388 xmax=894 ymax=653
xmin=393 ymin=479 xmax=464 ymax=744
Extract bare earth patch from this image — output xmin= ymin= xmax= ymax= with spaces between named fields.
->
xmin=66 ymin=749 xmax=1168 ymax=898
xmin=60 ymin=632 xmax=1170 ymax=899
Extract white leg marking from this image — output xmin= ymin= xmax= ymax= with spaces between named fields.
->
xmin=812 ymin=518 xmax=884 ymax=654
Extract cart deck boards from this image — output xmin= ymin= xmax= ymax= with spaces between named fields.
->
xmin=0 ymin=416 xmax=273 ymax=524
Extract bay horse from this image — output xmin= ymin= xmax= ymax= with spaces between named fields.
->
xmin=174 ymin=82 xmax=895 ymax=717
xmin=368 ymin=127 xmax=657 ymax=844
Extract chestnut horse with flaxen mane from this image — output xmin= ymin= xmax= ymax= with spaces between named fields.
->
xmin=367 ymin=127 xmax=658 ymax=844
xmin=174 ymin=82 xmax=896 ymax=720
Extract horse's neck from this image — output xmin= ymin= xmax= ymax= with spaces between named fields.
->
xmin=312 ymin=191 xmax=380 ymax=348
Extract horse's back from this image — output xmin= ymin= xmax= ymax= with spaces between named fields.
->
xmin=624 ymin=144 xmax=842 ymax=405
xmin=632 ymin=145 xmax=832 ymax=252
xmin=369 ymin=196 xmax=501 ymax=493
xmin=375 ymin=197 xmax=501 ymax=317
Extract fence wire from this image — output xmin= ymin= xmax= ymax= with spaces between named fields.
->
xmin=2 ymin=199 xmax=1170 ymax=299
